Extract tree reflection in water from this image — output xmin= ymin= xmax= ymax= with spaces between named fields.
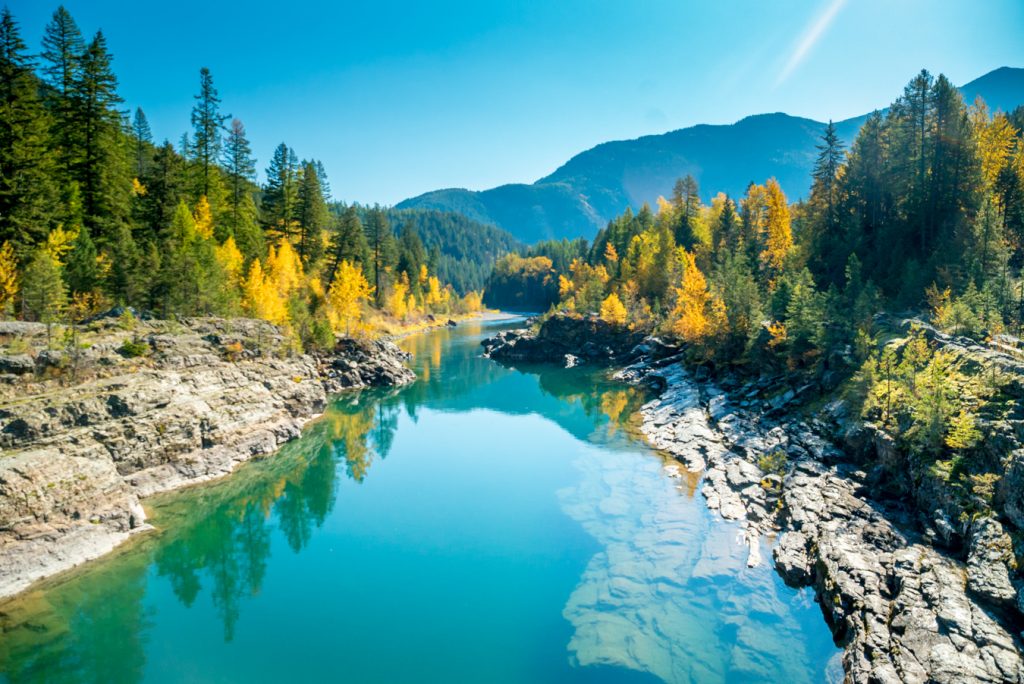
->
xmin=0 ymin=389 xmax=402 ymax=677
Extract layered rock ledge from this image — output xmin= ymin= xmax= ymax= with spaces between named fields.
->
xmin=484 ymin=314 xmax=1024 ymax=683
xmin=0 ymin=315 xmax=414 ymax=600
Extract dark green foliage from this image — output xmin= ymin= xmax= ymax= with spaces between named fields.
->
xmin=190 ymin=67 xmax=229 ymax=200
xmin=325 ymin=205 xmax=367 ymax=284
xmin=379 ymin=208 xmax=521 ymax=293
xmin=21 ymin=248 xmax=67 ymax=333
xmin=64 ymin=222 xmax=97 ymax=293
xmin=263 ymin=143 xmax=299 ymax=238
xmin=0 ymin=9 xmax=58 ymax=254
xmin=296 ymin=161 xmax=328 ymax=265
xmin=364 ymin=207 xmax=397 ymax=304
xmin=117 ymin=336 xmax=149 ymax=358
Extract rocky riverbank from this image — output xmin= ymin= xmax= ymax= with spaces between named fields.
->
xmin=484 ymin=314 xmax=1024 ymax=683
xmin=0 ymin=314 xmax=414 ymax=600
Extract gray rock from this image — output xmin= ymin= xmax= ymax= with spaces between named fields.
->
xmin=0 ymin=354 xmax=34 ymax=375
xmin=966 ymin=517 xmax=1019 ymax=610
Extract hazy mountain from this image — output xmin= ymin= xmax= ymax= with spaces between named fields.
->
xmin=397 ymin=67 xmax=1024 ymax=244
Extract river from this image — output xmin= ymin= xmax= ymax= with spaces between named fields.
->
xmin=0 ymin=317 xmax=839 ymax=683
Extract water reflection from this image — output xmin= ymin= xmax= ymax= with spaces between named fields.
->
xmin=0 ymin=318 xmax=837 ymax=684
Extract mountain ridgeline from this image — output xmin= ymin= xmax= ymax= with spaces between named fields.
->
xmin=399 ymin=67 xmax=1024 ymax=243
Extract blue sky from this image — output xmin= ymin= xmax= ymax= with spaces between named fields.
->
xmin=9 ymin=0 xmax=1024 ymax=205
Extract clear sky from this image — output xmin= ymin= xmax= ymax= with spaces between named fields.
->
xmin=8 ymin=0 xmax=1024 ymax=205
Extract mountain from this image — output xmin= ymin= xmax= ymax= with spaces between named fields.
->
xmin=397 ymin=67 xmax=1024 ymax=244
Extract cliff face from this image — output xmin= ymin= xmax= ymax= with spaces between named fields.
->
xmin=0 ymin=315 xmax=415 ymax=599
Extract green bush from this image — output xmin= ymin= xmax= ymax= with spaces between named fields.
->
xmin=118 ymin=337 xmax=150 ymax=358
xmin=757 ymin=450 xmax=788 ymax=476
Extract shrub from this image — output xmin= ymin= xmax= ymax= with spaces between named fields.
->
xmin=118 ymin=337 xmax=150 ymax=358
xmin=757 ymin=450 xmax=788 ymax=476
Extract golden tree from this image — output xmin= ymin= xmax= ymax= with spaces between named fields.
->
xmin=327 ymin=260 xmax=372 ymax=336
xmin=215 ymin=236 xmax=244 ymax=284
xmin=386 ymin=274 xmax=410 ymax=320
xmin=193 ymin=195 xmax=215 ymax=240
xmin=669 ymin=250 xmax=719 ymax=343
xmin=600 ymin=292 xmax=627 ymax=326
xmin=266 ymin=240 xmax=304 ymax=297
xmin=242 ymin=259 xmax=288 ymax=325
xmin=0 ymin=241 xmax=18 ymax=316
xmin=760 ymin=178 xmax=792 ymax=280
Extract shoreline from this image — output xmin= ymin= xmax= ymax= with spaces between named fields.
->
xmin=481 ymin=315 xmax=1024 ymax=683
xmin=0 ymin=317 xmax=416 ymax=601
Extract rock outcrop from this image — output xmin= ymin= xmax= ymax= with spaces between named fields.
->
xmin=619 ymin=356 xmax=1024 ymax=683
xmin=0 ymin=316 xmax=414 ymax=599
xmin=498 ymin=313 xmax=1024 ymax=681
xmin=481 ymin=314 xmax=648 ymax=365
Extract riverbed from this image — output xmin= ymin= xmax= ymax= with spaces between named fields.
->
xmin=0 ymin=317 xmax=838 ymax=683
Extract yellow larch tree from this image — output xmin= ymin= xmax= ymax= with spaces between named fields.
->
xmin=193 ymin=196 xmax=215 ymax=240
xmin=242 ymin=259 xmax=288 ymax=325
xmin=0 ymin=241 xmax=18 ymax=315
xmin=669 ymin=250 xmax=717 ymax=343
xmin=971 ymin=98 xmax=1017 ymax=193
xmin=266 ymin=240 xmax=304 ymax=297
xmin=600 ymin=292 xmax=627 ymax=326
xmin=760 ymin=178 xmax=792 ymax=280
xmin=327 ymin=260 xmax=372 ymax=336
xmin=424 ymin=275 xmax=447 ymax=311
xmin=215 ymin=236 xmax=244 ymax=284
xmin=45 ymin=226 xmax=78 ymax=265
xmin=386 ymin=274 xmax=410 ymax=320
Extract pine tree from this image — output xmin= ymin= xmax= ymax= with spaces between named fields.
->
xmin=671 ymin=175 xmax=700 ymax=248
xmin=326 ymin=205 xmax=368 ymax=286
xmin=64 ymin=222 xmax=98 ymax=293
xmin=296 ymin=161 xmax=327 ymax=265
xmin=140 ymin=141 xmax=186 ymax=235
xmin=222 ymin=118 xmax=257 ymax=243
xmin=21 ymin=248 xmax=67 ymax=341
xmin=365 ymin=208 xmax=397 ymax=305
xmin=39 ymin=5 xmax=84 ymax=180
xmin=131 ymin=107 xmax=152 ymax=178
xmin=190 ymin=67 xmax=229 ymax=200
xmin=263 ymin=143 xmax=298 ymax=239
xmin=74 ymin=31 xmax=129 ymax=244
xmin=0 ymin=9 xmax=59 ymax=253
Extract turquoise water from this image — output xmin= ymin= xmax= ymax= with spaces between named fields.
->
xmin=0 ymin=318 xmax=839 ymax=683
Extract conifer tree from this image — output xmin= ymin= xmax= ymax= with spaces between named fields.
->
xmin=75 ymin=31 xmax=130 ymax=243
xmin=760 ymin=178 xmax=793 ymax=283
xmin=326 ymin=205 xmax=368 ymax=285
xmin=223 ymin=118 xmax=260 ymax=250
xmin=600 ymin=292 xmax=627 ymax=326
xmin=263 ymin=143 xmax=298 ymax=239
xmin=21 ymin=248 xmax=67 ymax=341
xmin=365 ymin=208 xmax=397 ymax=305
xmin=131 ymin=107 xmax=152 ymax=178
xmin=64 ymin=222 xmax=98 ymax=294
xmin=40 ymin=5 xmax=84 ymax=180
xmin=190 ymin=67 xmax=229 ymax=201
xmin=296 ymin=161 xmax=328 ymax=265
xmin=0 ymin=9 xmax=58 ymax=252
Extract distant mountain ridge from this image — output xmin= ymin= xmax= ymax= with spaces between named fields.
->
xmin=397 ymin=67 xmax=1024 ymax=244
